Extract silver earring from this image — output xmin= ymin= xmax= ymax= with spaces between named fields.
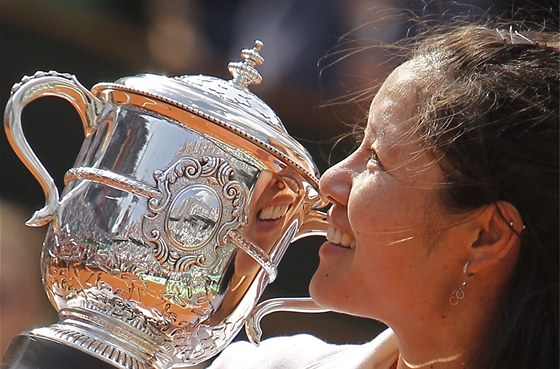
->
xmin=449 ymin=261 xmax=474 ymax=305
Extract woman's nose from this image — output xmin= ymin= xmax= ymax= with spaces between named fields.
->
xmin=319 ymin=157 xmax=353 ymax=207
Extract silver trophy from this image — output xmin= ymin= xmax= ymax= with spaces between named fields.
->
xmin=3 ymin=41 xmax=328 ymax=369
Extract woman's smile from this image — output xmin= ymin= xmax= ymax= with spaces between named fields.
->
xmin=326 ymin=224 xmax=356 ymax=249
xmin=319 ymin=222 xmax=357 ymax=256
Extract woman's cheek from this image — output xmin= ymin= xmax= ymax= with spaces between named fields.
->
xmin=348 ymin=188 xmax=398 ymax=232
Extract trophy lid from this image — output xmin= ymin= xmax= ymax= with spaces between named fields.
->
xmin=91 ymin=41 xmax=320 ymax=188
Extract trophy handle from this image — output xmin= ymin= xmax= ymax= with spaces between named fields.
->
xmin=4 ymin=71 xmax=102 ymax=227
xmin=245 ymin=297 xmax=330 ymax=345
xmin=293 ymin=208 xmax=328 ymax=241
xmin=244 ymin=207 xmax=330 ymax=345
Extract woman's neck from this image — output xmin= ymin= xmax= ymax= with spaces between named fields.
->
xmin=389 ymin=300 xmax=489 ymax=369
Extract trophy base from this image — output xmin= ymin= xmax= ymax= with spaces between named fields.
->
xmin=2 ymin=333 xmax=118 ymax=369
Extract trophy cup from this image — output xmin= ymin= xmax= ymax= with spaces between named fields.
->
xmin=2 ymin=41 xmax=328 ymax=369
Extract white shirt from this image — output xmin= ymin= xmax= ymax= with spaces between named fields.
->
xmin=206 ymin=328 xmax=398 ymax=369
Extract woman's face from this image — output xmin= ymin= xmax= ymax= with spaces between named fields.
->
xmin=310 ymin=61 xmax=468 ymax=324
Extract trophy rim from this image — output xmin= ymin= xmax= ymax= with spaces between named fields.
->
xmin=91 ymin=81 xmax=322 ymax=191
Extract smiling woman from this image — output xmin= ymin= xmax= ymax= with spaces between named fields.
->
xmin=207 ymin=19 xmax=559 ymax=369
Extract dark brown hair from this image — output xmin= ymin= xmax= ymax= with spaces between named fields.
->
xmin=411 ymin=24 xmax=559 ymax=369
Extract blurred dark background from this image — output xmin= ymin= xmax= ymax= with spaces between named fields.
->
xmin=1 ymin=0 xmax=557 ymax=363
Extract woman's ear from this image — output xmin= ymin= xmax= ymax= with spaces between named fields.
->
xmin=467 ymin=201 xmax=523 ymax=274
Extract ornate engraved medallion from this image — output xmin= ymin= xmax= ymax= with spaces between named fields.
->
xmin=143 ymin=155 xmax=247 ymax=273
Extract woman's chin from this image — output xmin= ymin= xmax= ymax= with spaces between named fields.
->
xmin=308 ymin=269 xmax=336 ymax=308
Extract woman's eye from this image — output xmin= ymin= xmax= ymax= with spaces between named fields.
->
xmin=367 ymin=146 xmax=381 ymax=169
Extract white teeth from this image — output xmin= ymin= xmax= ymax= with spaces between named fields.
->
xmin=326 ymin=225 xmax=355 ymax=249
xmin=259 ymin=204 xmax=290 ymax=221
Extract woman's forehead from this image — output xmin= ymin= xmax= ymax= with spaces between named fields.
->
xmin=366 ymin=61 xmax=421 ymax=141
xmin=383 ymin=60 xmax=422 ymax=90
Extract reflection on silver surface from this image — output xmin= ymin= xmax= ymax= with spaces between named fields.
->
xmin=4 ymin=41 xmax=327 ymax=368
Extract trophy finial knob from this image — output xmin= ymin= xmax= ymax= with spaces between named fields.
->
xmin=228 ymin=40 xmax=264 ymax=89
